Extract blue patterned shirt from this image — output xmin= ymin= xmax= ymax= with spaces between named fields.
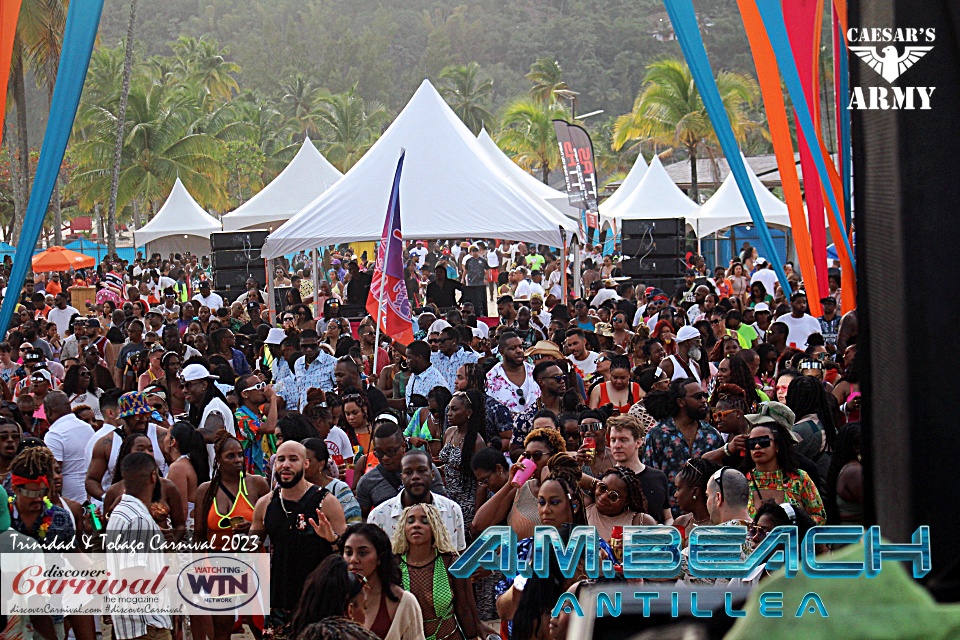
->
xmin=405 ymin=364 xmax=453 ymax=406
xmin=272 ymin=357 xmax=298 ymax=410
xmin=642 ymin=416 xmax=724 ymax=517
xmin=430 ymin=347 xmax=479 ymax=389
xmin=294 ymin=352 xmax=337 ymax=410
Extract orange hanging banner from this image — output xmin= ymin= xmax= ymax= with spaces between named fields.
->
xmin=736 ymin=0 xmax=821 ymax=315
xmin=0 ymin=0 xmax=23 ymax=130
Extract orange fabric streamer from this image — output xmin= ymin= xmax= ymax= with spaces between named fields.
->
xmin=0 ymin=0 xmax=23 ymax=131
xmin=833 ymin=0 xmax=849 ymax=39
xmin=736 ymin=0 xmax=821 ymax=315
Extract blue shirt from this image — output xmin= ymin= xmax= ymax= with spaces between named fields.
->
xmin=272 ymin=357 xmax=298 ymax=410
xmin=430 ymin=347 xmax=479 ymax=389
xmin=406 ymin=364 xmax=453 ymax=406
xmin=642 ymin=416 xmax=724 ymax=517
xmin=294 ymin=352 xmax=337 ymax=410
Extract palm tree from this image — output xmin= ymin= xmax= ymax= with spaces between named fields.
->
xmin=496 ymin=98 xmax=569 ymax=184
xmin=170 ymin=36 xmax=240 ymax=107
xmin=106 ymin=0 xmax=139 ymax=254
xmin=438 ymin=62 xmax=494 ymax=135
xmin=526 ymin=57 xmax=576 ymax=106
xmin=280 ymin=75 xmax=325 ymax=139
xmin=312 ymin=87 xmax=389 ymax=172
xmin=612 ymin=57 xmax=759 ymax=202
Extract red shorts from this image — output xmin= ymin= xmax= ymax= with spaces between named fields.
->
xmin=486 ymin=268 xmax=499 ymax=283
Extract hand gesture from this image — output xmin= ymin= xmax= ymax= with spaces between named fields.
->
xmin=309 ymin=508 xmax=337 ymax=542
xmin=728 ymin=434 xmax=748 ymax=455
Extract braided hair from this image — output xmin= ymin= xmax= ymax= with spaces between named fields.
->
xmin=452 ymin=389 xmax=484 ymax=482
xmin=460 ymin=362 xmax=487 ymax=392
xmin=198 ymin=430 xmax=243 ymax=540
xmin=544 ymin=454 xmax=587 ymax=526
xmin=600 ymin=466 xmax=650 ymax=516
xmin=675 ymin=457 xmax=721 ymax=502
xmin=713 ymin=383 xmax=749 ymax=413
xmin=785 ymin=375 xmax=837 ymax=449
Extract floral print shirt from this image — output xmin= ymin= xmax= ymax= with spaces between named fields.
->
xmin=485 ymin=362 xmax=540 ymax=415
xmin=745 ymin=468 xmax=825 ymax=525
xmin=642 ymin=416 xmax=724 ymax=517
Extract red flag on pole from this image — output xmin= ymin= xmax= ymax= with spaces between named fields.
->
xmin=366 ymin=151 xmax=415 ymax=346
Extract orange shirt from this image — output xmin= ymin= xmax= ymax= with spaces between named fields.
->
xmin=46 ymin=281 xmax=62 ymax=296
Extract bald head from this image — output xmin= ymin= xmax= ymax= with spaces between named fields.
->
xmin=274 ymin=440 xmax=309 ymax=489
xmin=276 ymin=440 xmax=307 ymax=458
xmin=43 ymin=390 xmax=72 ymax=424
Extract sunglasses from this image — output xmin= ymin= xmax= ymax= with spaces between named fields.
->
xmin=516 ymin=387 xmax=526 ymax=406
xmin=543 ymin=374 xmax=566 ymax=383
xmin=579 ymin=421 xmax=603 ymax=432
xmin=373 ymin=444 xmax=405 ymax=458
xmin=523 ymin=450 xmax=546 ymax=461
xmin=595 ymin=482 xmax=620 ymax=503
xmin=711 ymin=408 xmax=738 ymax=421
xmin=686 ymin=391 xmax=709 ymax=401
xmin=428 ymin=339 xmax=440 ymax=345
xmin=711 ymin=466 xmax=734 ymax=498
xmin=747 ymin=436 xmax=773 ymax=449
xmin=710 ymin=319 xmax=722 ymax=325
xmin=246 ymin=381 xmax=267 ymax=392
xmin=16 ymin=486 xmax=48 ymax=498
xmin=283 ymin=316 xmax=295 ymax=322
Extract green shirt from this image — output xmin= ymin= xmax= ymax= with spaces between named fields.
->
xmin=734 ymin=323 xmax=758 ymax=348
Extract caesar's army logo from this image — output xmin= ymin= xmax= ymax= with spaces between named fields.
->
xmin=848 ymin=28 xmax=935 ymax=110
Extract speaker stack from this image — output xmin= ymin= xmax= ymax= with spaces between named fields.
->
xmin=619 ymin=218 xmax=688 ymax=293
xmin=210 ymin=230 xmax=269 ymax=303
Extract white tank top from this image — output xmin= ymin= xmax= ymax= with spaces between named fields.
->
xmin=106 ymin=423 xmax=168 ymax=488
xmin=59 ymin=496 xmax=76 ymax=531
xmin=667 ymin=354 xmax=701 ymax=384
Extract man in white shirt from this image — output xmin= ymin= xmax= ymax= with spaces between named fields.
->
xmin=564 ymin=328 xmax=600 ymax=377
xmin=409 ymin=241 xmax=428 ymax=268
xmin=750 ymin=260 xmax=778 ymax=298
xmin=778 ymin=291 xmax=823 ymax=348
xmin=590 ymin=279 xmax=621 ymax=308
xmin=485 ymin=331 xmax=540 ymax=414
xmin=368 ymin=449 xmax=466 ymax=551
xmin=43 ymin=391 xmax=92 ymax=503
xmin=47 ymin=293 xmax=79 ymax=338
xmin=148 ymin=269 xmax=176 ymax=299
xmin=513 ymin=267 xmax=532 ymax=299
xmin=181 ymin=363 xmax=236 ymax=469
xmin=192 ymin=280 xmax=224 ymax=311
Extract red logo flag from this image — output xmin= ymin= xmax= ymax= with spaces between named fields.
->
xmin=366 ymin=152 xmax=415 ymax=346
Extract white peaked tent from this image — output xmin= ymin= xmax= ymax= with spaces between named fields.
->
xmin=598 ymin=152 xmax=649 ymax=215
xmin=262 ymin=80 xmax=578 ymax=258
xmin=476 ymin=129 xmax=580 ymax=220
xmin=221 ymin=137 xmax=343 ymax=231
xmin=600 ymin=155 xmax=700 ymax=227
xmin=694 ymin=157 xmax=792 ymax=237
xmin=134 ymin=178 xmax=222 ymax=256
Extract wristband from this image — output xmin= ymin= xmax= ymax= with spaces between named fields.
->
xmin=723 ymin=443 xmax=730 ymax=456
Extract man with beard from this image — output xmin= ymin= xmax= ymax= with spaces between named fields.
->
xmin=509 ymin=360 xmax=566 ymax=460
xmin=642 ymin=378 xmax=723 ymax=517
xmin=334 ymin=356 xmax=389 ymax=418
xmin=85 ymin=391 xmax=169 ymax=503
xmin=659 ymin=325 xmax=704 ymax=383
xmin=181 ymin=363 xmax=236 ymax=469
xmin=367 ymin=448 xmax=466 ymax=551
xmin=252 ymin=441 xmax=346 ymax=635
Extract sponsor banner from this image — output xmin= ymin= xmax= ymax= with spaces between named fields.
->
xmin=0 ymin=551 xmax=270 ymax=616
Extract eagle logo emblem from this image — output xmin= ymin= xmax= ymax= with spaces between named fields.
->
xmin=849 ymin=45 xmax=933 ymax=83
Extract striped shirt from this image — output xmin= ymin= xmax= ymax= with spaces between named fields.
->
xmin=106 ymin=494 xmax=172 ymax=638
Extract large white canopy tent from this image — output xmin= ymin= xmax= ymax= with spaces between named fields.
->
xmin=598 ymin=151 xmax=649 ymax=215
xmin=220 ymin=137 xmax=343 ymax=232
xmin=476 ymin=129 xmax=580 ymax=220
xmin=134 ymin=178 xmax=222 ymax=257
xmin=599 ymin=155 xmax=701 ymax=231
xmin=262 ymin=80 xmax=578 ymax=259
xmin=694 ymin=156 xmax=793 ymax=238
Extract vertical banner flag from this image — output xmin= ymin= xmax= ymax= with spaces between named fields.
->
xmin=553 ymin=120 xmax=600 ymax=236
xmin=664 ymin=0 xmax=792 ymax=296
xmin=366 ymin=151 xmax=415 ymax=346
xmin=833 ymin=3 xmax=853 ymax=228
xmin=0 ymin=0 xmax=24 ymax=129
xmin=0 ymin=0 xmax=105 ymax=336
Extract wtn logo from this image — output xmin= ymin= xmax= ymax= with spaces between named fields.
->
xmin=847 ymin=27 xmax=935 ymax=110
xmin=185 ymin=571 xmax=249 ymax=596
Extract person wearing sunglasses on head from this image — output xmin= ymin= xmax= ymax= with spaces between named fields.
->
xmin=739 ymin=410 xmax=825 ymax=525
xmin=641 ymin=378 xmax=724 ymax=518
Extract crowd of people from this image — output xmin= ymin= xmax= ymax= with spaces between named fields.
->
xmin=0 ymin=238 xmax=862 ymax=640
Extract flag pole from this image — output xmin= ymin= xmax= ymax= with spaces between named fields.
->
xmin=372 ymin=229 xmax=390 ymax=381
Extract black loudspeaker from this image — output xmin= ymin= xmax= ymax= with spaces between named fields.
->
xmin=852 ymin=0 xmax=960 ymax=601
xmin=633 ymin=276 xmax=684 ymax=294
xmin=621 ymin=218 xmax=685 ymax=237
xmin=210 ymin=230 xmax=269 ymax=251
xmin=214 ymin=268 xmax=263 ymax=290
xmin=622 ymin=235 xmax=686 ymax=258
xmin=211 ymin=249 xmax=262 ymax=270
xmin=214 ymin=289 xmax=243 ymax=305
xmin=620 ymin=257 xmax=687 ymax=277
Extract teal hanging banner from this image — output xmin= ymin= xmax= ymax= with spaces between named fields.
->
xmin=663 ymin=0 xmax=792 ymax=296
xmin=0 ymin=0 xmax=105 ymax=335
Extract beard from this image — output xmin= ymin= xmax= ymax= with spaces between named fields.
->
xmin=688 ymin=346 xmax=702 ymax=362
xmin=275 ymin=469 xmax=304 ymax=489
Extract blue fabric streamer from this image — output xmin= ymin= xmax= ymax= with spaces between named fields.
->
xmin=754 ymin=0 xmax=856 ymax=272
xmin=663 ymin=0 xmax=792 ymax=295
xmin=836 ymin=17 xmax=853 ymax=229
xmin=0 ymin=0 xmax=105 ymax=335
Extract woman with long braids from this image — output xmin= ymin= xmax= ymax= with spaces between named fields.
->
xmin=291 ymin=555 xmax=369 ymax=637
xmin=161 ymin=351 xmax=185 ymax=415
xmin=164 ymin=421 xmax=210 ymax=528
xmin=391 ymin=504 xmax=480 ymax=640
xmin=825 ymin=422 xmax=863 ymax=525
xmin=785 ymin=375 xmax=837 ymax=479
xmin=404 ymin=386 xmax=451 ymax=457
xmin=103 ymin=433 xmax=186 ymax=541
xmin=454 ymin=362 xmax=513 ymax=449
xmin=195 ymin=431 xmax=270 ymax=640
xmin=583 ymin=466 xmax=657 ymax=540
xmin=672 ymin=457 xmax=722 ymax=543
xmin=710 ymin=355 xmax=766 ymax=411
xmin=438 ymin=389 xmax=485 ymax=529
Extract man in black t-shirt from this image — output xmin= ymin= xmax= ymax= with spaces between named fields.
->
xmin=426 ymin=265 xmax=462 ymax=309
xmin=238 ymin=301 xmax=264 ymax=335
xmin=608 ymin=414 xmax=673 ymax=524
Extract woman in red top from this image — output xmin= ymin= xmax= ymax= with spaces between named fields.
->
xmin=652 ymin=319 xmax=677 ymax=356
xmin=588 ymin=356 xmax=642 ymax=413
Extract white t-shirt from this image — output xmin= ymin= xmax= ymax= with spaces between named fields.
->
xmin=568 ymin=351 xmax=601 ymax=377
xmin=45 ymin=413 xmax=95 ymax=503
xmin=591 ymin=288 xmax=620 ymax=308
xmin=202 ymin=397 xmax=237 ymax=469
xmin=324 ymin=426 xmax=354 ymax=461
xmin=150 ymin=276 xmax=176 ymax=297
xmin=409 ymin=246 xmax=427 ymax=268
xmin=48 ymin=305 xmax=80 ymax=337
xmin=751 ymin=268 xmax=778 ymax=297
xmin=777 ymin=314 xmax=823 ymax=348
xmin=68 ymin=391 xmax=103 ymax=421
xmin=515 ymin=279 xmax=532 ymax=299
xmin=193 ymin=291 xmax=225 ymax=311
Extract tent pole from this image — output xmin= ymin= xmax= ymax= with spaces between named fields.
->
xmin=560 ymin=228 xmax=568 ymax=305
xmin=312 ymin=248 xmax=320 ymax=315
xmin=266 ymin=258 xmax=275 ymax=325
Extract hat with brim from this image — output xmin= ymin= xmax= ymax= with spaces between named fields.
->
xmin=745 ymin=401 xmax=800 ymax=442
xmin=524 ymin=340 xmax=565 ymax=360
xmin=594 ymin=322 xmax=614 ymax=338
xmin=676 ymin=325 xmax=701 ymax=343
xmin=119 ymin=391 xmax=153 ymax=418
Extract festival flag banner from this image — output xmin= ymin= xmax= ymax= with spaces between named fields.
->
xmin=833 ymin=3 xmax=853 ymax=228
xmin=736 ymin=0 xmax=822 ymax=315
xmin=0 ymin=0 xmax=105 ymax=336
xmin=0 ymin=0 xmax=24 ymax=130
xmin=664 ymin=0 xmax=792 ymax=297
xmin=366 ymin=151 xmax=415 ymax=347
xmin=553 ymin=120 xmax=600 ymax=240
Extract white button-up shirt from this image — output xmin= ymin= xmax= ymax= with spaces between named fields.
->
xmin=44 ymin=412 xmax=95 ymax=503
xmin=368 ymin=492 xmax=466 ymax=552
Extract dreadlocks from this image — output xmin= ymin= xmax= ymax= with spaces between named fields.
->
xmin=713 ymin=383 xmax=749 ymax=413
xmin=10 ymin=446 xmax=54 ymax=480
xmin=544 ymin=454 xmax=587 ymax=525
xmin=601 ymin=466 xmax=651 ymax=516
xmin=785 ymin=375 xmax=837 ymax=448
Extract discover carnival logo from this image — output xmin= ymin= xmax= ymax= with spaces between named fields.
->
xmin=847 ymin=27 xmax=935 ymax=110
